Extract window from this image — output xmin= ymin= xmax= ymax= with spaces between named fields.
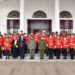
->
xmin=60 ymin=11 xmax=72 ymax=18
xmin=7 ymin=10 xmax=20 ymax=18
xmin=32 ymin=10 xmax=47 ymax=18
xmin=60 ymin=20 xmax=73 ymax=29
xmin=60 ymin=11 xmax=73 ymax=34
xmin=7 ymin=10 xmax=20 ymax=33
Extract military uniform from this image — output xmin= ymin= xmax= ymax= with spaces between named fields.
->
xmin=41 ymin=33 xmax=48 ymax=55
xmin=38 ymin=38 xmax=46 ymax=59
xmin=62 ymin=37 xmax=69 ymax=59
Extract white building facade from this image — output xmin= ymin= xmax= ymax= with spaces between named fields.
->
xmin=0 ymin=0 xmax=75 ymax=34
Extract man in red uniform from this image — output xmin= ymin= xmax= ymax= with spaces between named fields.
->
xmin=69 ymin=34 xmax=75 ymax=59
xmin=54 ymin=35 xmax=62 ymax=59
xmin=47 ymin=34 xmax=54 ymax=59
xmin=62 ymin=36 xmax=69 ymax=59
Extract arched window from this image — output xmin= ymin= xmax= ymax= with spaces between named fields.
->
xmin=32 ymin=10 xmax=47 ymax=18
xmin=60 ymin=11 xmax=73 ymax=34
xmin=60 ymin=11 xmax=72 ymax=18
xmin=7 ymin=10 xmax=20 ymax=33
xmin=7 ymin=10 xmax=20 ymax=18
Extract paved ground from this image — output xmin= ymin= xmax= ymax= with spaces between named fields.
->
xmin=0 ymin=60 xmax=75 ymax=75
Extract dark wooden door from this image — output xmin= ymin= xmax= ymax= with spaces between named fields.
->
xmin=27 ymin=19 xmax=52 ymax=34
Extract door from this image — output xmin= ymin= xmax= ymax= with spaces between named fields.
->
xmin=27 ymin=19 xmax=52 ymax=34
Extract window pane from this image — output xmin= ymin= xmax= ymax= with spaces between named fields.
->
xmin=60 ymin=20 xmax=73 ymax=29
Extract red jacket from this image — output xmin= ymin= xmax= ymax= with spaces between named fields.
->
xmin=3 ymin=39 xmax=11 ymax=50
xmin=62 ymin=37 xmax=69 ymax=49
xmin=47 ymin=37 xmax=54 ymax=48
xmin=0 ymin=38 xmax=3 ymax=46
xmin=33 ymin=34 xmax=40 ymax=44
xmin=24 ymin=36 xmax=30 ymax=45
xmin=55 ymin=38 xmax=62 ymax=48
xmin=69 ymin=37 xmax=75 ymax=48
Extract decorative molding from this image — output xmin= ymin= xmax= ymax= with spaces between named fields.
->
xmin=32 ymin=10 xmax=47 ymax=18
xmin=60 ymin=11 xmax=72 ymax=18
xmin=7 ymin=10 xmax=20 ymax=18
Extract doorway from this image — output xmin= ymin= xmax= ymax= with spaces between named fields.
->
xmin=27 ymin=19 xmax=52 ymax=34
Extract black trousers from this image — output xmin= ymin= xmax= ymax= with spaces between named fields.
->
xmin=54 ymin=49 xmax=57 ymax=56
xmin=69 ymin=48 xmax=75 ymax=59
xmin=48 ymin=48 xmax=53 ymax=59
xmin=0 ymin=50 xmax=2 ymax=58
xmin=45 ymin=47 xmax=48 ymax=56
xmin=11 ymin=47 xmax=18 ymax=59
xmin=19 ymin=46 xmax=25 ymax=59
xmin=56 ymin=48 xmax=61 ymax=59
xmin=35 ymin=43 xmax=38 ymax=53
xmin=62 ymin=48 xmax=67 ymax=59
xmin=25 ymin=45 xmax=27 ymax=53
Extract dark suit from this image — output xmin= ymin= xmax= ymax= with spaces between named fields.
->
xmin=11 ymin=39 xmax=19 ymax=59
xmin=18 ymin=36 xmax=26 ymax=59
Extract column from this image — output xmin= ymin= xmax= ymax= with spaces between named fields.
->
xmin=20 ymin=0 xmax=25 ymax=32
xmin=54 ymin=0 xmax=60 ymax=33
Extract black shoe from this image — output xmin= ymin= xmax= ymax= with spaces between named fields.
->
xmin=49 ymin=56 xmax=53 ymax=59
xmin=8 ymin=56 xmax=10 ymax=59
xmin=30 ymin=57 xmax=34 ymax=59
xmin=20 ymin=58 xmax=24 ymax=59
xmin=6 ymin=57 xmax=8 ymax=59
xmin=6 ymin=57 xmax=7 ymax=59
xmin=13 ymin=57 xmax=17 ymax=59
xmin=63 ymin=57 xmax=67 ymax=59
xmin=71 ymin=57 xmax=74 ymax=60
xmin=40 ymin=58 xmax=44 ymax=59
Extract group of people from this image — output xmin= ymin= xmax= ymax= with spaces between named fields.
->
xmin=0 ymin=31 xmax=75 ymax=60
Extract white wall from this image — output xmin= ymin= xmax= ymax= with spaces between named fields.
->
xmin=0 ymin=0 xmax=55 ymax=34
xmin=0 ymin=0 xmax=20 ymax=34
xmin=25 ymin=0 xmax=55 ymax=33
xmin=0 ymin=0 xmax=75 ymax=34
xmin=25 ymin=0 xmax=54 ymax=19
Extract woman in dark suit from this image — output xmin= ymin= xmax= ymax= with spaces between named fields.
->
xmin=11 ymin=36 xmax=19 ymax=59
